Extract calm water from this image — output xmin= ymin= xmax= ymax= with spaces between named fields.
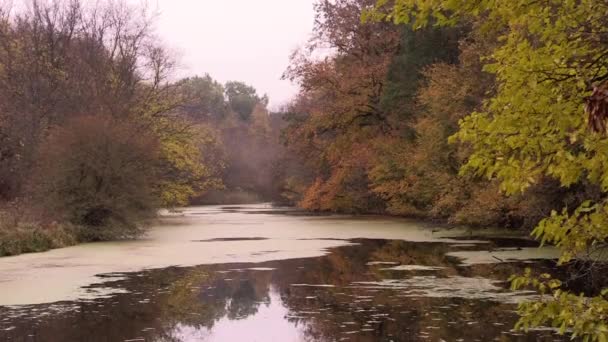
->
xmin=0 ymin=204 xmax=565 ymax=341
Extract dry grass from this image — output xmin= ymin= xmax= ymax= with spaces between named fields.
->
xmin=0 ymin=207 xmax=79 ymax=257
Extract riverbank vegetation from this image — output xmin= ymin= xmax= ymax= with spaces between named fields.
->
xmin=272 ymin=0 xmax=608 ymax=339
xmin=274 ymin=0 xmax=579 ymax=231
xmin=0 ymin=0 xmax=279 ymax=255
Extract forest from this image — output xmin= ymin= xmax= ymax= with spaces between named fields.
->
xmin=0 ymin=0 xmax=607 ymax=340
xmin=0 ymin=0 xmax=286 ymax=251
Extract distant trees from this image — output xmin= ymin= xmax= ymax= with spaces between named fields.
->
xmin=177 ymin=75 xmax=227 ymax=121
xmin=175 ymin=76 xmax=283 ymax=204
xmin=225 ymin=81 xmax=267 ymax=121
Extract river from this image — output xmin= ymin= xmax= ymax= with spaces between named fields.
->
xmin=0 ymin=204 xmax=565 ymax=341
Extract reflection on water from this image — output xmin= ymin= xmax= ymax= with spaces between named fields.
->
xmin=1 ymin=237 xmax=565 ymax=341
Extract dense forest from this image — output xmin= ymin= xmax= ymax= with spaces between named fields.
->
xmin=276 ymin=0 xmax=572 ymax=230
xmin=1 ymin=0 xmax=608 ymax=340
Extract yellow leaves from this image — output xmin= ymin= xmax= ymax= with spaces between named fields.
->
xmin=375 ymin=0 xmax=608 ymax=340
xmin=154 ymin=120 xmax=224 ymax=207
xmin=532 ymin=200 xmax=608 ymax=266
xmin=157 ymin=182 xmax=196 ymax=208
xmin=511 ymin=267 xmax=608 ymax=341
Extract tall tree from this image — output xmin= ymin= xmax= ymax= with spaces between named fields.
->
xmin=282 ymin=0 xmax=401 ymax=212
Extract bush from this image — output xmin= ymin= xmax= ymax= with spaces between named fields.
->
xmin=30 ymin=115 xmax=161 ymax=241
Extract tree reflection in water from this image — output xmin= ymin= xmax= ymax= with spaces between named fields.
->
xmin=0 ymin=239 xmax=566 ymax=341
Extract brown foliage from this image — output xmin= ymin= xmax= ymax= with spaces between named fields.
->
xmin=0 ymin=0 xmax=177 ymax=199
xmin=31 ymin=115 xmax=160 ymax=240
xmin=280 ymin=0 xmax=400 ymax=212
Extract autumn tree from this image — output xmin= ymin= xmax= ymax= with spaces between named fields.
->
xmin=281 ymin=0 xmax=402 ymax=212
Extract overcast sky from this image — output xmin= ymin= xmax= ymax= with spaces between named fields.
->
xmin=152 ymin=0 xmax=315 ymax=109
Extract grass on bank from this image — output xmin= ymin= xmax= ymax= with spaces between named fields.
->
xmin=0 ymin=219 xmax=79 ymax=257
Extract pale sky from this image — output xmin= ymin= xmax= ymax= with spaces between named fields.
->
xmin=152 ymin=0 xmax=316 ymax=109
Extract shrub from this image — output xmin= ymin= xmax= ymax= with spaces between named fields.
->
xmin=30 ymin=115 xmax=161 ymax=241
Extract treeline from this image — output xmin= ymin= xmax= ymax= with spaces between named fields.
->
xmin=272 ymin=0 xmax=595 ymax=230
xmin=277 ymin=0 xmax=608 ymax=339
xmin=0 ymin=0 xmax=279 ymax=255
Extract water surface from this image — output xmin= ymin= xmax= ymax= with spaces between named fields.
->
xmin=0 ymin=204 xmax=564 ymax=341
